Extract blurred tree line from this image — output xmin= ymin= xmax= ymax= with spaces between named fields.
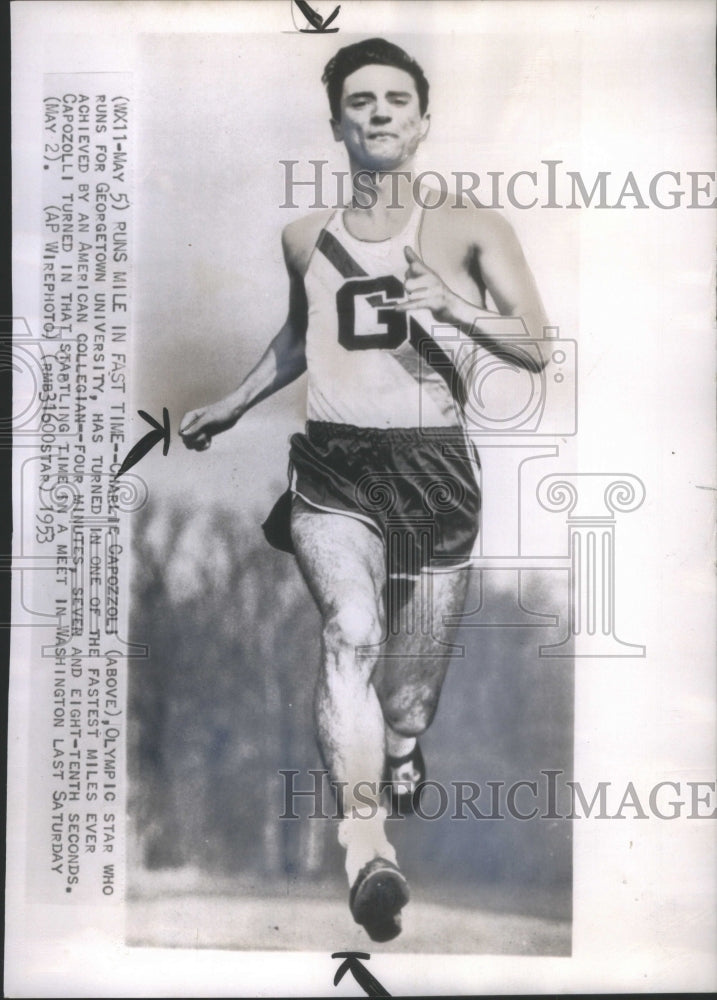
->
xmin=128 ymin=496 xmax=331 ymax=879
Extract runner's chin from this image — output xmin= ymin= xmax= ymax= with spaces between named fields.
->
xmin=359 ymin=137 xmax=408 ymax=171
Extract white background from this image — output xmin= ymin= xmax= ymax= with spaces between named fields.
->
xmin=8 ymin=1 xmax=716 ymax=995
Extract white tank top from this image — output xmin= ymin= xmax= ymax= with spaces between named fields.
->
xmin=303 ymin=204 xmax=462 ymax=428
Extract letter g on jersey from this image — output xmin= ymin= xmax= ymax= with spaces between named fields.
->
xmin=337 ymin=276 xmax=407 ymax=351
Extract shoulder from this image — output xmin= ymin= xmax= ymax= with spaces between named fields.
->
xmin=423 ymin=199 xmax=520 ymax=255
xmin=282 ymin=209 xmax=334 ymax=277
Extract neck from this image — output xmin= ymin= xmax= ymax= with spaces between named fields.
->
xmin=348 ymin=157 xmax=417 ymax=216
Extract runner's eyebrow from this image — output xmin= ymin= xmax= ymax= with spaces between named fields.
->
xmin=345 ymin=90 xmax=413 ymax=102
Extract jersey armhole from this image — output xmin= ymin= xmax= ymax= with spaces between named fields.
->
xmin=300 ymin=209 xmax=339 ymax=279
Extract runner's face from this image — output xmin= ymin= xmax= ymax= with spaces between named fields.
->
xmin=332 ymin=64 xmax=429 ymax=171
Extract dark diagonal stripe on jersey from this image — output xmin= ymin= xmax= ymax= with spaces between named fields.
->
xmin=408 ymin=317 xmax=463 ymax=400
xmin=317 ymin=229 xmax=367 ymax=278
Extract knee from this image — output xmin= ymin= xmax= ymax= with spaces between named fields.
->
xmin=382 ymin=689 xmax=439 ymax=737
xmin=322 ymin=602 xmax=383 ymax=662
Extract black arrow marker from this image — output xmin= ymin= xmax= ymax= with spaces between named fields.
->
xmin=113 ymin=407 xmax=170 ymax=480
xmin=332 ymin=952 xmax=390 ymax=997
xmin=294 ymin=0 xmax=341 ymax=31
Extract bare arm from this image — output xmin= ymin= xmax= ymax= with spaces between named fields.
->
xmin=466 ymin=212 xmax=548 ymax=342
xmin=397 ymin=211 xmax=549 ymax=371
xmin=179 ymin=230 xmax=308 ymax=451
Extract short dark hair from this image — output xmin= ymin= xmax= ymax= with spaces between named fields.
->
xmin=322 ymin=38 xmax=429 ymax=121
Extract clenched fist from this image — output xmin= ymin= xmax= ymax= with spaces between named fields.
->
xmin=178 ymin=398 xmax=240 ymax=452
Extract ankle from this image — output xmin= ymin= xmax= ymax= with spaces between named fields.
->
xmin=339 ymin=808 xmax=396 ymax=886
xmin=385 ymin=727 xmax=416 ymax=760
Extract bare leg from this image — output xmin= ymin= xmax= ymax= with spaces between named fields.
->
xmin=290 ymin=497 xmax=394 ymax=883
xmin=374 ymin=568 xmax=469 ymax=734
xmin=373 ymin=569 xmax=469 ymax=793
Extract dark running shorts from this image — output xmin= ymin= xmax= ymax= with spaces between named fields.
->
xmin=262 ymin=421 xmax=481 ymax=579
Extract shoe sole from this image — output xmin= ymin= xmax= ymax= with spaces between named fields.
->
xmin=351 ymin=865 xmax=410 ymax=942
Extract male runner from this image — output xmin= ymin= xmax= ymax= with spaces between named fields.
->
xmin=180 ymin=38 xmax=548 ymax=942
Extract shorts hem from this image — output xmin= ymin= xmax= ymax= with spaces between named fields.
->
xmin=293 ymin=486 xmax=473 ymax=579
xmin=291 ymin=487 xmax=383 ymax=539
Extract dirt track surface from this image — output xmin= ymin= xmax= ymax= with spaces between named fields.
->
xmin=127 ymin=890 xmax=570 ymax=955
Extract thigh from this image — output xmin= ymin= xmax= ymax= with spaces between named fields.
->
xmin=374 ymin=568 xmax=470 ymax=698
xmin=290 ymin=495 xmax=386 ymax=619
xmin=385 ymin=568 xmax=469 ymax=651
